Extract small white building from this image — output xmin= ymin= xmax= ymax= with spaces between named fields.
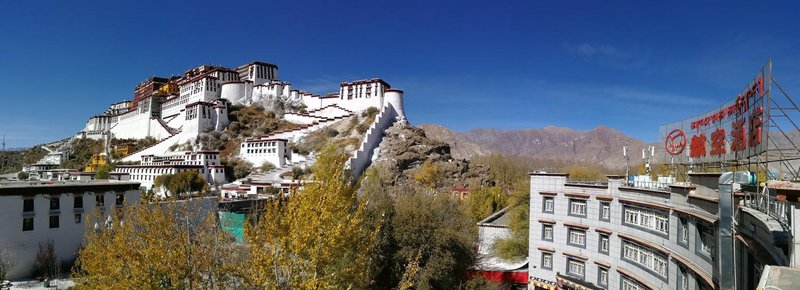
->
xmin=0 ymin=180 xmax=141 ymax=280
xmin=113 ymin=151 xmax=226 ymax=194
xmin=239 ymin=138 xmax=291 ymax=168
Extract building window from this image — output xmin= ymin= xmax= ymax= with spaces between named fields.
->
xmin=542 ymin=224 xmax=554 ymax=241
xmin=541 ymin=252 xmax=553 ymax=269
xmin=679 ymin=267 xmax=689 ymax=290
xmin=679 ymin=217 xmax=689 ymax=246
xmin=623 ymin=206 xmax=669 ymax=235
xmin=23 ymin=198 xmax=34 ymax=213
xmin=567 ymin=228 xmax=586 ymax=247
xmin=567 ymin=259 xmax=585 ymax=278
xmin=543 ymin=197 xmax=554 ymax=213
xmin=74 ymin=195 xmax=83 ymax=209
xmin=569 ymin=199 xmax=587 ymax=216
xmin=622 ymin=277 xmax=645 ymax=290
xmin=116 ymin=194 xmax=124 ymax=206
xmin=622 ymin=241 xmax=668 ymax=277
xmin=598 ymin=267 xmax=609 ymax=286
xmin=49 ymin=215 xmax=59 ymax=229
xmin=96 ymin=194 xmax=105 ymax=207
xmin=50 ymin=197 xmax=60 ymax=211
xmin=699 ymin=226 xmax=715 ymax=256
xmin=600 ymin=202 xmax=610 ymax=221
xmin=599 ymin=234 xmax=610 ymax=254
xmin=75 ymin=213 xmax=82 ymax=224
xmin=23 ymin=217 xmax=34 ymax=231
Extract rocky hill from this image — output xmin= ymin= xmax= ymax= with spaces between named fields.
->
xmin=371 ymin=121 xmax=491 ymax=189
xmin=419 ymin=124 xmax=649 ymax=169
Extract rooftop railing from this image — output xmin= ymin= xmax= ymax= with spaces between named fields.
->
xmin=744 ymin=189 xmax=790 ymax=227
xmin=623 ymin=180 xmax=672 ymax=191
xmin=565 ymin=179 xmax=608 ymax=186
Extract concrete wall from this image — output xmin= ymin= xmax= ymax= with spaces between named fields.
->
xmin=0 ymin=187 xmax=140 ymax=280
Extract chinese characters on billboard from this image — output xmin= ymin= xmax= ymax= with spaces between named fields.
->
xmin=660 ymin=63 xmax=771 ymax=164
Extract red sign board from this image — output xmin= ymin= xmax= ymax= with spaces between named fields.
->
xmin=661 ymin=62 xmax=770 ymax=164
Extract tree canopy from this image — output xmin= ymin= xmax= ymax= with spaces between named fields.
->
xmin=244 ymin=145 xmax=379 ymax=289
xmin=153 ymin=170 xmax=209 ymax=198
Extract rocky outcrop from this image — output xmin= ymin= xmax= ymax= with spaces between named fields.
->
xmin=371 ymin=122 xmax=490 ymax=189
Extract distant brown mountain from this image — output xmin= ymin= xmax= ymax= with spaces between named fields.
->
xmin=419 ymin=124 xmax=649 ymax=168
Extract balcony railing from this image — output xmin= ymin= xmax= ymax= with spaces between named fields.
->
xmin=744 ymin=190 xmax=790 ymax=227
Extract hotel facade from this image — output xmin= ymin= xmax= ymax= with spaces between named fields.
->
xmin=528 ymin=173 xmax=793 ymax=290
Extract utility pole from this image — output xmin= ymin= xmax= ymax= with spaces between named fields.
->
xmin=623 ymin=145 xmax=630 ymax=181
xmin=2 ymin=134 xmax=5 ymax=151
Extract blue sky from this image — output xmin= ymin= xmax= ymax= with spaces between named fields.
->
xmin=1 ymin=1 xmax=799 ymax=148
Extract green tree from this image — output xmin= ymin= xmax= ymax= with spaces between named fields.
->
xmin=17 ymin=171 xmax=29 ymax=180
xmin=391 ymin=192 xmax=475 ymax=289
xmin=94 ymin=164 xmax=113 ymax=180
xmin=244 ymin=145 xmax=379 ymax=289
xmin=153 ymin=171 xmax=209 ymax=198
xmin=491 ymin=179 xmax=530 ymax=261
xmin=464 ymin=186 xmax=506 ymax=222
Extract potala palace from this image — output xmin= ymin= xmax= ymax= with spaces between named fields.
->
xmin=73 ymin=60 xmax=406 ymax=197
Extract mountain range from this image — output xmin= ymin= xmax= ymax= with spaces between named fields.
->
xmin=419 ymin=124 xmax=650 ymax=169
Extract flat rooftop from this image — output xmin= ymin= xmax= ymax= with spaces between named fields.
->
xmin=757 ymin=265 xmax=800 ymax=289
xmin=0 ymin=180 xmax=141 ymax=195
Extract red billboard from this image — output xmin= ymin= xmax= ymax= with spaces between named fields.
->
xmin=659 ymin=62 xmax=771 ymax=164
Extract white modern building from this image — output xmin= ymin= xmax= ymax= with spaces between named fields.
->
xmin=0 ymin=180 xmax=141 ymax=280
xmin=113 ymin=151 xmax=226 ymax=194
xmin=527 ymin=173 xmax=798 ymax=290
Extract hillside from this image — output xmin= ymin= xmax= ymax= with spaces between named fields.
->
xmin=420 ymin=124 xmax=649 ymax=168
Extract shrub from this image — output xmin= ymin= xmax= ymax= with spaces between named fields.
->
xmin=17 ymin=171 xmax=29 ymax=180
xmin=356 ymin=123 xmax=369 ymax=134
xmin=32 ymin=240 xmax=60 ymax=279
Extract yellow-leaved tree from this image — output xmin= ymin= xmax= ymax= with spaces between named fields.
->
xmin=73 ymin=201 xmax=244 ymax=289
xmin=244 ymin=145 xmax=379 ymax=289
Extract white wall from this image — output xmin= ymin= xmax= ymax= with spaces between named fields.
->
xmin=348 ymin=103 xmax=400 ymax=181
xmin=0 ymin=185 xmax=140 ymax=280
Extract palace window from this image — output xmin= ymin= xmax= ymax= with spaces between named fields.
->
xmin=543 ymin=197 xmax=554 ymax=213
xmin=74 ymin=195 xmax=83 ymax=209
xmin=622 ymin=277 xmax=645 ymax=290
xmin=50 ymin=197 xmax=60 ymax=211
xmin=75 ymin=213 xmax=82 ymax=224
xmin=622 ymin=241 xmax=668 ymax=277
xmin=23 ymin=217 xmax=34 ymax=231
xmin=542 ymin=224 xmax=553 ymax=241
xmin=567 ymin=259 xmax=585 ymax=278
xmin=623 ymin=206 xmax=669 ymax=234
xmin=569 ymin=199 xmax=587 ymax=216
xmin=568 ymin=228 xmax=586 ymax=247
xmin=541 ymin=252 xmax=553 ymax=269
xmin=49 ymin=215 xmax=59 ymax=229
xmin=116 ymin=194 xmax=125 ymax=206
xmin=600 ymin=202 xmax=610 ymax=221
xmin=96 ymin=194 xmax=105 ymax=207
xmin=23 ymin=198 xmax=34 ymax=213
